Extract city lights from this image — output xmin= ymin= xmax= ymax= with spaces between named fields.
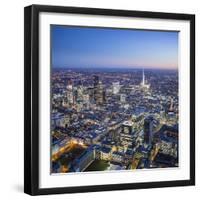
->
xmin=51 ymin=68 xmax=179 ymax=173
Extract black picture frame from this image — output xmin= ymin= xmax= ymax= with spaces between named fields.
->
xmin=24 ymin=4 xmax=195 ymax=196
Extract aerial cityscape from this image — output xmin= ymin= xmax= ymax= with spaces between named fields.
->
xmin=51 ymin=25 xmax=179 ymax=173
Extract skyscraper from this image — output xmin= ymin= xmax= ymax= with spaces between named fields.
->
xmin=93 ymin=75 xmax=99 ymax=103
xmin=112 ymin=82 xmax=120 ymax=94
xmin=169 ymin=97 xmax=174 ymax=112
xmin=102 ymin=90 xmax=106 ymax=103
xmin=122 ymin=121 xmax=133 ymax=135
xmin=144 ymin=116 xmax=154 ymax=145
xmin=93 ymin=76 xmax=104 ymax=105
xmin=66 ymin=79 xmax=74 ymax=105
xmin=142 ymin=68 xmax=145 ymax=86
xmin=76 ymin=80 xmax=84 ymax=103
xmin=140 ymin=69 xmax=150 ymax=89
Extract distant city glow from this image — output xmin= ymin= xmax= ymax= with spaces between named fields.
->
xmin=51 ymin=25 xmax=178 ymax=69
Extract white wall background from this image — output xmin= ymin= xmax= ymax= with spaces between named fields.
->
xmin=0 ymin=0 xmax=199 ymax=199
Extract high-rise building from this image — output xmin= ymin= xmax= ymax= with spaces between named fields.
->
xmin=93 ymin=76 xmax=104 ymax=104
xmin=140 ymin=69 xmax=150 ymax=89
xmin=76 ymin=80 xmax=84 ymax=103
xmin=112 ymin=82 xmax=120 ymax=94
xmin=169 ymin=97 xmax=174 ymax=112
xmin=120 ymin=121 xmax=134 ymax=147
xmin=87 ymin=87 xmax=94 ymax=102
xmin=122 ymin=121 xmax=133 ymax=134
xmin=66 ymin=79 xmax=74 ymax=104
xmin=144 ymin=116 xmax=154 ymax=145
xmin=142 ymin=68 xmax=145 ymax=86
xmin=102 ymin=90 xmax=106 ymax=103
xmin=83 ymin=94 xmax=90 ymax=109
xmin=93 ymin=75 xmax=99 ymax=103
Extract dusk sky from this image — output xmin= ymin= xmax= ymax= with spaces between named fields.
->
xmin=51 ymin=25 xmax=178 ymax=69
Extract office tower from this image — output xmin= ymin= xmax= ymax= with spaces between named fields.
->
xmin=169 ymin=97 xmax=174 ymax=112
xmin=144 ymin=116 xmax=154 ymax=145
xmin=93 ymin=75 xmax=104 ymax=104
xmin=76 ymin=80 xmax=84 ymax=103
xmin=66 ymin=79 xmax=74 ymax=104
xmin=102 ymin=90 xmax=106 ymax=103
xmin=87 ymin=87 xmax=94 ymax=102
xmin=93 ymin=75 xmax=99 ymax=103
xmin=112 ymin=81 xmax=120 ymax=94
xmin=83 ymin=94 xmax=90 ymax=109
xmin=120 ymin=121 xmax=134 ymax=147
xmin=122 ymin=121 xmax=133 ymax=135
xmin=97 ymin=81 xmax=104 ymax=104
xmin=93 ymin=75 xmax=99 ymax=86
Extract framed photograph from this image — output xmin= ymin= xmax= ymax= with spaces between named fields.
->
xmin=24 ymin=4 xmax=195 ymax=195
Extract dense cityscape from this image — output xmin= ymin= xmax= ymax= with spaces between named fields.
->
xmin=51 ymin=68 xmax=179 ymax=173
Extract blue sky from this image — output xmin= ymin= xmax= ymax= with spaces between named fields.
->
xmin=51 ymin=25 xmax=178 ymax=69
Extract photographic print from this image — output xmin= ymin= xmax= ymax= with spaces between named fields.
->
xmin=24 ymin=5 xmax=195 ymax=195
xmin=51 ymin=26 xmax=179 ymax=174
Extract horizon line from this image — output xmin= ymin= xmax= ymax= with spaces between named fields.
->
xmin=52 ymin=66 xmax=178 ymax=70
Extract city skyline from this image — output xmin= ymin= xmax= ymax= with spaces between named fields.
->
xmin=51 ymin=25 xmax=179 ymax=174
xmin=51 ymin=25 xmax=178 ymax=70
xmin=51 ymin=68 xmax=179 ymax=173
